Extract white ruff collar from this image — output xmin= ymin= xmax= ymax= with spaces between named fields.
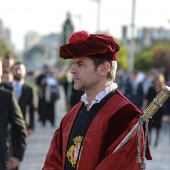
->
xmin=81 ymin=83 xmax=118 ymax=110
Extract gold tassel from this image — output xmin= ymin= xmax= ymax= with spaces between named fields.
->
xmin=141 ymin=119 xmax=149 ymax=169
xmin=136 ymin=116 xmax=143 ymax=164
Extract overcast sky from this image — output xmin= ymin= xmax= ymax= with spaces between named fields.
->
xmin=0 ymin=0 xmax=170 ymax=51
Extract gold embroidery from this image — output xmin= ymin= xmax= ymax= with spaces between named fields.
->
xmin=67 ymin=136 xmax=83 ymax=168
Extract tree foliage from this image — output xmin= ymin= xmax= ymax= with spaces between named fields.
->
xmin=134 ymin=41 xmax=170 ymax=80
xmin=117 ymin=43 xmax=128 ymax=70
xmin=152 ymin=42 xmax=170 ymax=69
xmin=0 ymin=39 xmax=13 ymax=60
xmin=135 ymin=41 xmax=170 ymax=69
xmin=135 ymin=48 xmax=153 ymax=70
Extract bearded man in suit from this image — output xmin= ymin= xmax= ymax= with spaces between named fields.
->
xmin=0 ymin=60 xmax=27 ymax=170
xmin=12 ymin=61 xmax=35 ymax=135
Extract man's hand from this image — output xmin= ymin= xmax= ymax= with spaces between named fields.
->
xmin=6 ymin=157 xmax=20 ymax=169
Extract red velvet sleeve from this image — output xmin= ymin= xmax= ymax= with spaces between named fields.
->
xmin=95 ymin=124 xmax=152 ymax=170
xmin=42 ymin=129 xmax=63 ymax=170
xmin=95 ymin=133 xmax=141 ymax=170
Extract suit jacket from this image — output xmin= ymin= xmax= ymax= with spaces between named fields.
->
xmin=18 ymin=84 xmax=35 ymax=130
xmin=0 ymin=88 xmax=27 ymax=170
xmin=0 ymin=83 xmax=13 ymax=91
xmin=124 ymin=80 xmax=144 ymax=109
xmin=42 ymin=90 xmax=151 ymax=170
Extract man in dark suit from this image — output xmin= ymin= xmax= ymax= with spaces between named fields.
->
xmin=12 ymin=61 xmax=35 ymax=135
xmin=124 ymin=71 xmax=144 ymax=110
xmin=36 ymin=65 xmax=57 ymax=127
xmin=0 ymin=60 xmax=27 ymax=170
xmin=35 ymin=65 xmax=48 ymax=126
xmin=0 ymin=70 xmax=13 ymax=91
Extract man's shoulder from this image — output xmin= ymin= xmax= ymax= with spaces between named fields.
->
xmin=114 ymin=89 xmax=141 ymax=111
xmin=61 ymin=102 xmax=83 ymax=123
xmin=23 ymin=83 xmax=33 ymax=90
xmin=0 ymin=83 xmax=13 ymax=91
xmin=0 ymin=87 xmax=11 ymax=93
xmin=0 ymin=88 xmax=12 ymax=99
xmin=114 ymin=89 xmax=130 ymax=103
xmin=36 ymin=73 xmax=46 ymax=80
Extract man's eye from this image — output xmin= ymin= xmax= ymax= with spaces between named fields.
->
xmin=78 ymin=63 xmax=83 ymax=67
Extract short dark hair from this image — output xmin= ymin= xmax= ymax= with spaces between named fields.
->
xmin=12 ymin=61 xmax=24 ymax=69
xmin=90 ymin=57 xmax=117 ymax=81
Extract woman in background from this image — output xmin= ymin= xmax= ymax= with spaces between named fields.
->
xmin=143 ymin=73 xmax=166 ymax=148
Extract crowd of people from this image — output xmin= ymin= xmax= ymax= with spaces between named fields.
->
xmin=117 ymin=68 xmax=170 ymax=149
xmin=0 ymin=31 xmax=170 ymax=170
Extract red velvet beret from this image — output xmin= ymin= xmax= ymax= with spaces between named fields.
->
xmin=59 ymin=31 xmax=120 ymax=61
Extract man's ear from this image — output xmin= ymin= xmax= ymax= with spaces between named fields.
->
xmin=99 ymin=62 xmax=110 ymax=76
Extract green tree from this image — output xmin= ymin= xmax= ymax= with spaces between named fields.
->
xmin=152 ymin=41 xmax=170 ymax=80
xmin=0 ymin=39 xmax=13 ymax=60
xmin=135 ymin=48 xmax=153 ymax=70
xmin=152 ymin=42 xmax=170 ymax=67
xmin=134 ymin=41 xmax=170 ymax=80
xmin=117 ymin=43 xmax=128 ymax=70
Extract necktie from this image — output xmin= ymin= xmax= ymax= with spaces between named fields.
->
xmin=16 ymin=83 xmax=20 ymax=99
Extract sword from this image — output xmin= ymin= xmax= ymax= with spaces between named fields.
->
xmin=112 ymin=86 xmax=170 ymax=168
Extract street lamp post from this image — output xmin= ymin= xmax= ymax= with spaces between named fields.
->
xmin=96 ymin=0 xmax=101 ymax=32
xmin=87 ymin=0 xmax=101 ymax=32
xmin=129 ymin=0 xmax=136 ymax=71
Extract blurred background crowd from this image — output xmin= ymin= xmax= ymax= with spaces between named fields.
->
xmin=0 ymin=0 xmax=170 ymax=169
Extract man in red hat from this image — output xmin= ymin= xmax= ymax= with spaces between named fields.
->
xmin=42 ymin=31 xmax=152 ymax=170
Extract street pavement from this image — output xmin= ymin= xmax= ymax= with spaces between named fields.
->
xmin=20 ymin=86 xmax=170 ymax=170
xmin=20 ymin=86 xmax=67 ymax=170
xmin=146 ymin=121 xmax=170 ymax=170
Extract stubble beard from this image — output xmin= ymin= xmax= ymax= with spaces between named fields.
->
xmin=73 ymin=82 xmax=83 ymax=91
xmin=74 ymin=77 xmax=99 ymax=92
xmin=13 ymin=76 xmax=21 ymax=81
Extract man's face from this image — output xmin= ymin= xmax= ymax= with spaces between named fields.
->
xmin=12 ymin=64 xmax=26 ymax=81
xmin=3 ymin=58 xmax=10 ymax=68
xmin=2 ymin=73 xmax=13 ymax=83
xmin=70 ymin=57 xmax=100 ymax=91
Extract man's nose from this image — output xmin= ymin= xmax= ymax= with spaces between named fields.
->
xmin=70 ymin=66 xmax=76 ymax=74
xmin=17 ymin=69 xmax=21 ymax=74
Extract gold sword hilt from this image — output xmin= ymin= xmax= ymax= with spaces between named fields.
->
xmin=113 ymin=86 xmax=170 ymax=154
xmin=143 ymin=86 xmax=170 ymax=121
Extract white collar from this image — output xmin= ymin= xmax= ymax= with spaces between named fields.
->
xmin=81 ymin=83 xmax=118 ymax=110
